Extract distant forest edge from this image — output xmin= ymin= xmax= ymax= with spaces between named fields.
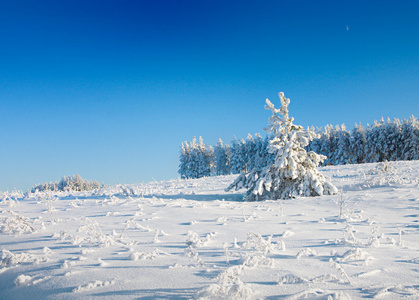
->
xmin=32 ymin=174 xmax=106 ymax=193
xmin=179 ymin=116 xmax=419 ymax=179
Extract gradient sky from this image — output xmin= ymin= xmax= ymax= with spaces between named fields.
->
xmin=1 ymin=0 xmax=418 ymax=191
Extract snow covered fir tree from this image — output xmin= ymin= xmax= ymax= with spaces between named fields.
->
xmin=225 ymin=92 xmax=338 ymax=200
xmin=178 ymin=136 xmax=214 ymax=179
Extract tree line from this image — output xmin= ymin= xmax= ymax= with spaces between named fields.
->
xmin=179 ymin=116 xmax=419 ymax=179
xmin=31 ymin=174 xmax=105 ymax=192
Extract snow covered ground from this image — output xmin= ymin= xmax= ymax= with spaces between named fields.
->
xmin=1 ymin=160 xmax=419 ymax=299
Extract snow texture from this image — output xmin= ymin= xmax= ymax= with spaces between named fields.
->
xmin=0 ymin=160 xmax=419 ymax=299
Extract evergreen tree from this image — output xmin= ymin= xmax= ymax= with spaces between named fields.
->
xmin=334 ymin=124 xmax=351 ymax=165
xmin=214 ymin=139 xmax=231 ymax=175
xmin=226 ymin=92 xmax=338 ymax=200
xmin=319 ymin=125 xmax=333 ymax=165
xmin=252 ymin=133 xmax=265 ymax=171
xmin=179 ymin=136 xmax=214 ymax=179
xmin=245 ymin=134 xmax=257 ymax=172
xmin=402 ymin=116 xmax=419 ymax=160
xmin=350 ymin=124 xmax=366 ymax=164
xmin=200 ymin=138 xmax=214 ymax=177
xmin=365 ymin=119 xmax=384 ymax=163
xmin=178 ymin=142 xmax=190 ymax=179
xmin=306 ymin=126 xmax=322 ymax=156
xmin=229 ymin=137 xmax=247 ymax=174
xmin=385 ymin=118 xmax=402 ymax=161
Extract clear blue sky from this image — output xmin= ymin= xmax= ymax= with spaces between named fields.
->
xmin=1 ymin=0 xmax=418 ymax=191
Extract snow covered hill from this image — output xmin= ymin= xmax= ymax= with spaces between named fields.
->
xmin=1 ymin=161 xmax=419 ymax=299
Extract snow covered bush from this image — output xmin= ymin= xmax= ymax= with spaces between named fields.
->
xmin=226 ymin=92 xmax=338 ymax=200
xmin=1 ymin=211 xmax=35 ymax=234
xmin=1 ymin=249 xmax=36 ymax=267
xmin=195 ymin=265 xmax=253 ymax=300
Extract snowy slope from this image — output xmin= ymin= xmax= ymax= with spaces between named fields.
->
xmin=1 ymin=161 xmax=419 ymax=299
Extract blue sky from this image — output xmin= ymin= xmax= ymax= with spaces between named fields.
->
xmin=0 ymin=0 xmax=418 ymax=191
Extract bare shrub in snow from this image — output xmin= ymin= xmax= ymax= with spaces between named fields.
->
xmin=226 ymin=92 xmax=338 ymax=200
xmin=185 ymin=246 xmax=204 ymax=266
xmin=329 ymin=259 xmax=352 ymax=284
xmin=186 ymin=230 xmax=211 ymax=248
xmin=196 ymin=265 xmax=253 ymax=300
xmin=278 ymin=273 xmax=308 ymax=285
xmin=242 ymin=232 xmax=277 ymax=255
xmin=1 ymin=249 xmax=38 ymax=267
xmin=0 ymin=211 xmax=35 ymax=234
xmin=0 ymin=193 xmax=19 ymax=207
xmin=364 ymin=161 xmax=411 ymax=186
xmin=77 ymin=218 xmax=114 ymax=247
xmin=342 ymin=225 xmax=361 ymax=245
xmin=337 ymin=248 xmax=374 ymax=265
xmin=242 ymin=254 xmax=274 ymax=268
xmin=296 ymin=248 xmax=317 ymax=259
xmin=130 ymin=248 xmax=170 ymax=261
xmin=38 ymin=195 xmax=55 ymax=224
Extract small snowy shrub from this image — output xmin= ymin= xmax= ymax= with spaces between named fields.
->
xmin=226 ymin=92 xmax=337 ymax=200
xmin=1 ymin=249 xmax=36 ymax=267
xmin=186 ymin=230 xmax=211 ymax=248
xmin=196 ymin=265 xmax=253 ymax=300
xmin=130 ymin=248 xmax=169 ymax=261
xmin=77 ymin=218 xmax=114 ymax=247
xmin=1 ymin=211 xmax=35 ymax=234
xmin=185 ymin=246 xmax=204 ymax=266
xmin=242 ymin=232 xmax=277 ymax=255
xmin=0 ymin=193 xmax=19 ymax=207
xmin=329 ymin=259 xmax=352 ymax=284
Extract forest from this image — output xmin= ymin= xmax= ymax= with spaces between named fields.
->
xmin=179 ymin=116 xmax=419 ymax=179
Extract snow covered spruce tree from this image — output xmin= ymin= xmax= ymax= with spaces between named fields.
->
xmin=214 ymin=138 xmax=231 ymax=175
xmin=178 ymin=136 xmax=214 ymax=179
xmin=226 ymin=92 xmax=338 ymax=200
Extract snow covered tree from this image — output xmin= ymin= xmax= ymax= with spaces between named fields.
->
xmin=385 ymin=118 xmax=403 ymax=161
xmin=178 ymin=142 xmax=191 ymax=179
xmin=252 ymin=133 xmax=266 ymax=171
xmin=318 ymin=125 xmax=333 ymax=165
xmin=350 ymin=123 xmax=366 ymax=164
xmin=214 ymin=139 xmax=231 ymax=175
xmin=178 ymin=136 xmax=214 ymax=179
xmin=229 ymin=137 xmax=247 ymax=174
xmin=196 ymin=137 xmax=212 ymax=177
xmin=334 ymin=124 xmax=351 ymax=165
xmin=365 ymin=119 xmax=385 ymax=163
xmin=226 ymin=92 xmax=338 ymax=200
xmin=244 ymin=134 xmax=257 ymax=172
xmin=325 ymin=125 xmax=342 ymax=165
xmin=402 ymin=116 xmax=419 ymax=160
xmin=306 ymin=126 xmax=322 ymax=155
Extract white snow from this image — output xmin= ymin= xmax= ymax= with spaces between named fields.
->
xmin=1 ymin=160 xmax=419 ymax=299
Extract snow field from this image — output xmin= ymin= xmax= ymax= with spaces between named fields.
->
xmin=1 ymin=160 xmax=419 ymax=299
